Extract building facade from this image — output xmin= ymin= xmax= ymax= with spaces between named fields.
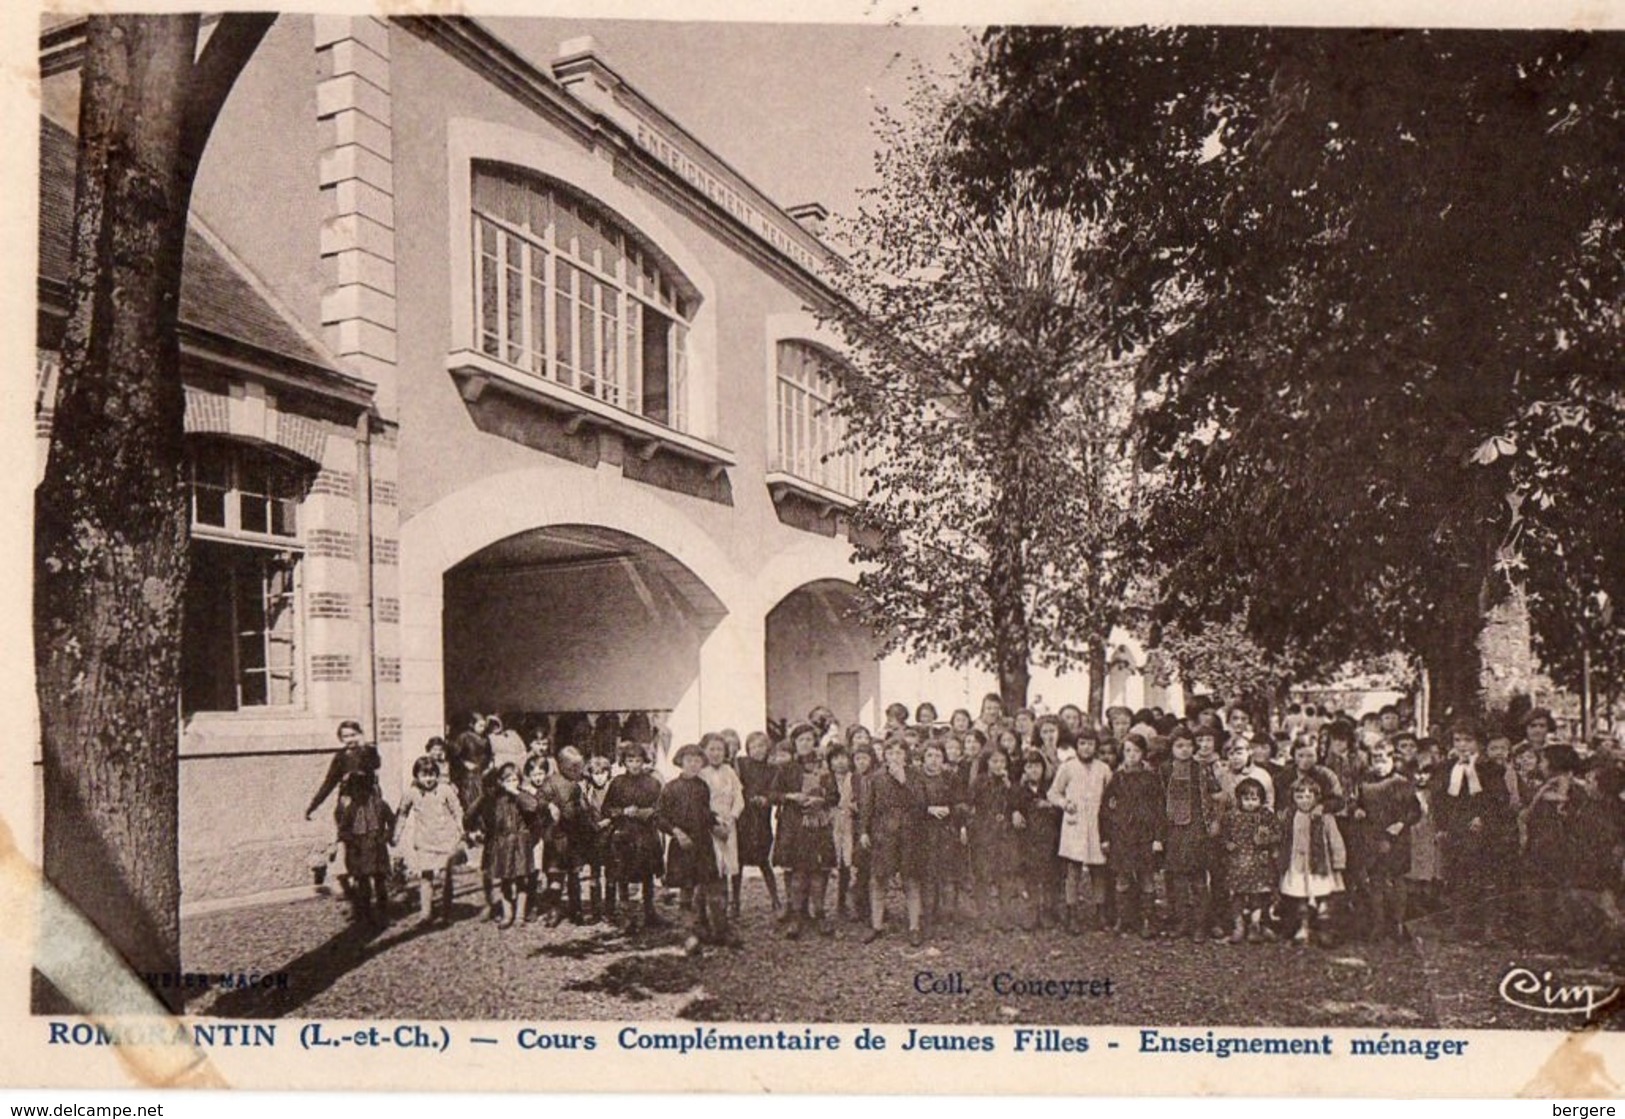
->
xmin=37 ymin=15 xmax=1171 ymax=902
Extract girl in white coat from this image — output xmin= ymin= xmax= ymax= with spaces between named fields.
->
xmin=1048 ymin=729 xmax=1112 ymax=933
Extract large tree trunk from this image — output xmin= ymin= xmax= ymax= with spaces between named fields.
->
xmin=34 ymin=15 xmax=201 ymax=1011
xmin=987 ymin=485 xmax=1031 ymax=712
xmin=33 ymin=15 xmax=274 ymax=1014
xmin=1421 ymin=583 xmax=1491 ymax=730
xmin=1086 ymin=636 xmax=1107 ymax=725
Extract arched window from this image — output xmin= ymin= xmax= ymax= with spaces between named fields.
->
xmin=774 ymin=340 xmax=862 ymax=498
xmin=471 ymin=162 xmax=699 ymax=432
xmin=183 ymin=439 xmax=310 ymax=713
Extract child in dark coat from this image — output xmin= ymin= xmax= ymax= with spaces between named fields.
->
xmin=917 ymin=740 xmax=964 ymax=935
xmin=968 ymin=747 xmax=1020 ymax=929
xmin=860 ymin=737 xmax=927 ymax=945
xmin=1102 ymin=733 xmax=1164 ymax=938
xmin=1522 ymin=743 xmax=1625 ymax=954
xmin=773 ymin=730 xmax=839 ymax=939
xmin=1434 ymin=720 xmax=1516 ymax=941
xmin=659 ymin=743 xmax=732 ymax=953
xmin=539 ymin=747 xmax=591 ymax=926
xmin=305 ymin=721 xmax=394 ymax=925
xmin=602 ymin=744 xmax=667 ymax=930
xmin=735 ymin=731 xmax=782 ymax=916
xmin=466 ymin=763 xmax=543 ymax=928
xmin=1013 ymin=750 xmax=1064 ymax=931
xmin=1351 ymin=740 xmax=1422 ymax=942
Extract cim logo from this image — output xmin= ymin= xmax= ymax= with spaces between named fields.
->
xmin=1499 ymin=965 xmax=1623 ymax=1019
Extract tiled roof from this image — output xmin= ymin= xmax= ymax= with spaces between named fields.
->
xmin=38 ymin=116 xmax=335 ymax=372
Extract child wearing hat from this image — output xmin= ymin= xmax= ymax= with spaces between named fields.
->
xmin=659 ymin=743 xmax=733 ymax=953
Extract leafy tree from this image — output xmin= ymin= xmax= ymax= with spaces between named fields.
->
xmin=824 ymin=76 xmax=1140 ymax=714
xmin=1149 ymin=610 xmax=1302 ymax=719
xmin=35 ymin=13 xmax=272 ymax=1010
xmin=953 ymin=28 xmax=1625 ymax=720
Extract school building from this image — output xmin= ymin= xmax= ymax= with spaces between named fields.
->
xmin=36 ymin=15 xmax=1172 ymax=902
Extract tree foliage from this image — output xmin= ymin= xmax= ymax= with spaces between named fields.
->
xmin=953 ymin=28 xmax=1625 ymax=716
xmin=823 ymin=73 xmax=1140 ymax=711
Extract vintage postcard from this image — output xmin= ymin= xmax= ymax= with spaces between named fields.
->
xmin=3 ymin=0 xmax=1625 ymax=1098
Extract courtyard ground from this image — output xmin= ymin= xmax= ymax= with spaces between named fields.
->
xmin=178 ymin=873 xmax=1625 ymax=1032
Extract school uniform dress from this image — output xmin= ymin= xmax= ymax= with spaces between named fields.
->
xmin=918 ymin=768 xmax=963 ymax=882
xmin=772 ymin=763 xmax=838 ymax=872
xmin=602 ymin=771 xmax=665 ymax=883
xmin=477 ymin=788 xmax=542 ymax=883
xmin=735 ymin=756 xmax=777 ymax=868
xmin=307 ymin=744 xmax=392 ymax=879
xmin=1049 ymin=756 xmax=1110 ymax=865
xmin=862 ymin=767 xmax=927 ymax=883
xmin=702 ymin=763 xmax=746 ymax=877
xmin=1101 ymin=764 xmax=1164 ymax=878
xmin=579 ymin=775 xmax=611 ymax=870
xmin=1434 ymin=756 xmax=1514 ymax=893
xmin=393 ymin=782 xmax=465 ymax=875
xmin=1012 ymin=778 xmax=1063 ymax=886
xmin=968 ymin=775 xmax=1019 ymax=885
xmin=1406 ymin=769 xmax=1443 ymax=884
xmin=658 ymin=774 xmax=722 ymax=888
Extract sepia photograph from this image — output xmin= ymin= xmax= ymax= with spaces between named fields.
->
xmin=11 ymin=0 xmax=1625 ymax=1095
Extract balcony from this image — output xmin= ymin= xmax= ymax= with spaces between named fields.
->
xmin=447 ymin=348 xmax=735 ymax=478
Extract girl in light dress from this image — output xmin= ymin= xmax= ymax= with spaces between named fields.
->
xmin=1279 ymin=778 xmax=1347 ymax=945
xmin=392 ymin=754 xmax=466 ymax=924
xmin=701 ymin=731 xmax=746 ymax=917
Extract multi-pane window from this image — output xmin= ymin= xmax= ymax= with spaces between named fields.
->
xmin=183 ymin=441 xmax=305 ymax=713
xmin=774 ymin=340 xmax=863 ymax=498
xmin=472 ymin=163 xmax=695 ymax=432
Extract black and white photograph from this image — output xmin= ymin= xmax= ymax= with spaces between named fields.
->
xmin=12 ymin=0 xmax=1625 ymax=1093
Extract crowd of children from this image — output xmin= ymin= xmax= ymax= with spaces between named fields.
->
xmin=307 ymin=697 xmax=1625 ymax=959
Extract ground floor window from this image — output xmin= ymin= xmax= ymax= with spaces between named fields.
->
xmin=183 ymin=541 xmax=300 ymax=713
xmin=182 ymin=439 xmax=307 ymax=714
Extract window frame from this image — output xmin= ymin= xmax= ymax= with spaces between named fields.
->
xmin=773 ymin=339 xmax=864 ymax=500
xmin=184 ymin=440 xmax=308 ymax=715
xmin=470 ymin=165 xmax=697 ymax=435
